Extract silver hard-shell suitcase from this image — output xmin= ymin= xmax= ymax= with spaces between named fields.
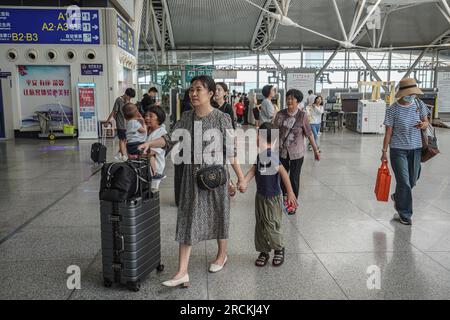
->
xmin=100 ymin=159 xmax=164 ymax=292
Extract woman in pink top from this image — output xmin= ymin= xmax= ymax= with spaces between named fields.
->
xmin=273 ymin=89 xmax=320 ymax=215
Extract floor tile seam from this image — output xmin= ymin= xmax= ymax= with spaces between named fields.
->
xmin=298 ymin=176 xmax=385 ymax=228
xmin=422 ymin=201 xmax=450 ymax=215
xmin=0 ymin=166 xmax=103 ymax=247
xmin=0 ymin=252 xmax=100 ymax=264
xmin=204 ymin=253 xmax=318 ymax=258
xmin=326 ymin=186 xmax=404 ymax=227
xmin=23 ymin=225 xmax=101 ymax=231
xmin=0 ymin=257 xmax=97 ymax=264
xmin=348 ymin=209 xmax=450 ymax=222
xmin=310 ymin=251 xmax=417 ymax=255
xmin=286 ymin=217 xmax=350 ymax=300
xmin=372 ymin=217 xmax=450 ymax=222
xmin=356 ymin=206 xmax=450 ymax=273
xmin=310 ymin=178 xmax=383 ymax=223
xmin=67 ymin=249 xmax=102 ymax=300
xmin=313 ymin=183 xmax=375 ymax=187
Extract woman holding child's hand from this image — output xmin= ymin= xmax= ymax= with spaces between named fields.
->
xmin=138 ymin=75 xmax=245 ymax=288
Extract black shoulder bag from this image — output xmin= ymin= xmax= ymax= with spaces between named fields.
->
xmin=191 ymin=112 xmax=227 ymax=190
xmin=415 ymin=99 xmax=440 ymax=162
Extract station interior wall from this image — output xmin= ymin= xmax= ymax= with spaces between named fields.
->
xmin=0 ymin=7 xmax=137 ymax=139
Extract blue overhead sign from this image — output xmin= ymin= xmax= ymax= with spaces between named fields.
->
xmin=117 ymin=14 xmax=135 ymax=56
xmin=0 ymin=8 xmax=100 ymax=44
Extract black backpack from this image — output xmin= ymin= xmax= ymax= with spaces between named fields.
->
xmin=99 ymin=161 xmax=149 ymax=201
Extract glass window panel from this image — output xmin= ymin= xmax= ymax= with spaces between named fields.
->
xmin=171 ymin=51 xmax=190 ymax=65
xmin=190 ymin=51 xmax=212 ymax=65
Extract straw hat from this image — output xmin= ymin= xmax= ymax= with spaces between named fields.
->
xmin=396 ymin=78 xmax=423 ymax=99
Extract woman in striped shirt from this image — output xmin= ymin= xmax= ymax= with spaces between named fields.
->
xmin=381 ymin=78 xmax=430 ymax=225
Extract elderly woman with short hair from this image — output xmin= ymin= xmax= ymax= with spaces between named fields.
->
xmin=273 ymin=89 xmax=320 ymax=215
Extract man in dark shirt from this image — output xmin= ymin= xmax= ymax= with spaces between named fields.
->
xmin=105 ymin=88 xmax=136 ymax=161
xmin=141 ymin=87 xmax=160 ymax=113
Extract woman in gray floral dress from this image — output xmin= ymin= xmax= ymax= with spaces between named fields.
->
xmin=139 ymin=75 xmax=246 ymax=288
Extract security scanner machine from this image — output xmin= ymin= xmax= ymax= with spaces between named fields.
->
xmin=324 ymin=88 xmax=358 ymax=111
xmin=340 ymin=93 xmax=364 ymax=113
xmin=355 ymin=99 xmax=386 ymax=134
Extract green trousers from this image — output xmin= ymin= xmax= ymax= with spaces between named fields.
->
xmin=254 ymin=193 xmax=284 ymax=253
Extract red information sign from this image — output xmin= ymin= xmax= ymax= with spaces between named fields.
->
xmin=79 ymin=87 xmax=94 ymax=109
xmin=77 ymin=83 xmax=97 ymax=139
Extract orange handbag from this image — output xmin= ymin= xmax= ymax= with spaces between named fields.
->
xmin=375 ymin=161 xmax=391 ymax=202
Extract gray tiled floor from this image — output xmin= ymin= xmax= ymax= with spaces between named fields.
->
xmin=0 ymin=127 xmax=449 ymax=300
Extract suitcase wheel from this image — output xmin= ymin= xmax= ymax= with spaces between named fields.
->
xmin=157 ymin=264 xmax=164 ymax=272
xmin=103 ymin=278 xmax=113 ymax=288
xmin=127 ymin=280 xmax=141 ymax=292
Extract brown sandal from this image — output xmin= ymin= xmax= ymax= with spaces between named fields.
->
xmin=255 ymin=252 xmax=270 ymax=267
xmin=272 ymin=248 xmax=285 ymax=267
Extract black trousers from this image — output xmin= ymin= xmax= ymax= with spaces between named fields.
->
xmin=174 ymin=163 xmax=184 ymax=207
xmin=280 ymin=155 xmax=304 ymax=199
xmin=244 ymin=106 xmax=249 ymax=124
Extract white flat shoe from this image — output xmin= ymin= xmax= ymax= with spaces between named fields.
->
xmin=162 ymin=274 xmax=189 ymax=288
xmin=209 ymin=256 xmax=228 ymax=273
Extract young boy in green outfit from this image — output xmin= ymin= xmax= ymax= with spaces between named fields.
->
xmin=242 ymin=122 xmax=297 ymax=267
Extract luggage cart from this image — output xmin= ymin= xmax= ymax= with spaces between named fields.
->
xmin=36 ymin=100 xmax=76 ymax=140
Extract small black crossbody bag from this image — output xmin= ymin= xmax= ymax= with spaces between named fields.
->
xmin=191 ymin=112 xmax=227 ymax=190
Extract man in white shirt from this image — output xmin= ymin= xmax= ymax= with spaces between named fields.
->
xmin=307 ymin=90 xmax=316 ymax=106
xmin=298 ymin=101 xmax=305 ymax=111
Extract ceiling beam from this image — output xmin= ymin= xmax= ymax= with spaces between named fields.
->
xmin=365 ymin=25 xmax=374 ymax=48
xmin=138 ymin=0 xmax=158 ymax=64
xmin=403 ymin=28 xmax=450 ymax=79
xmin=316 ymin=48 xmax=340 ymax=80
xmin=436 ymin=2 xmax=450 ymax=25
xmin=348 ymin=0 xmax=366 ymax=40
xmin=349 ymin=0 xmax=382 ymax=43
xmin=354 ymin=50 xmax=390 ymax=92
xmin=250 ymin=0 xmax=290 ymax=51
xmin=265 ymin=49 xmax=286 ymax=76
xmin=376 ymin=12 xmax=390 ymax=48
xmin=332 ymin=0 xmax=348 ymax=42
xmin=161 ymin=0 xmax=175 ymax=49
xmin=440 ymin=0 xmax=450 ymax=19
xmin=149 ymin=0 xmax=175 ymax=50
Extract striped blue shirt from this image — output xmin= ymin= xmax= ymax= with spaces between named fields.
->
xmin=384 ymin=100 xmax=430 ymax=150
